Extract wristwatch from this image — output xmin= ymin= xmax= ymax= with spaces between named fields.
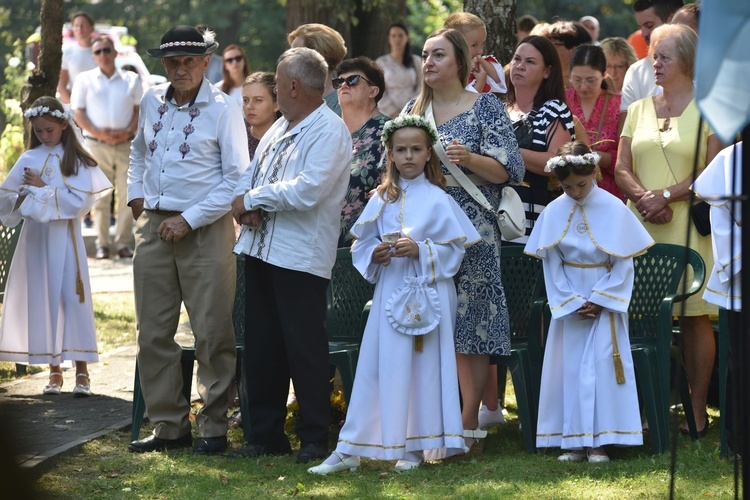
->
xmin=662 ymin=188 xmax=672 ymax=200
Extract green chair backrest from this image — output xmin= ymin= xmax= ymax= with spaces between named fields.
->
xmin=500 ymin=245 xmax=545 ymax=340
xmin=0 ymin=223 xmax=23 ymax=305
xmin=326 ymin=247 xmax=375 ymax=343
xmin=630 ymin=243 xmax=706 ymax=341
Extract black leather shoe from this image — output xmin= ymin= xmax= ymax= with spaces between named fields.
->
xmin=194 ymin=436 xmax=228 ymax=455
xmin=296 ymin=442 xmax=328 ymax=464
xmin=128 ymin=433 xmax=192 ymax=453
xmin=230 ymin=441 xmax=292 ymax=458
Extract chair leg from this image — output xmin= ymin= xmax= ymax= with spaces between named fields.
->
xmin=678 ymin=359 xmax=698 ymax=440
xmin=131 ymin=361 xmax=146 ymax=442
xmin=180 ymin=350 xmax=196 ymax=404
xmin=508 ymin=360 xmax=536 ymax=453
xmin=633 ymin=352 xmax=666 ymax=453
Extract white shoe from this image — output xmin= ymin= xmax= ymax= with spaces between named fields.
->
xmin=478 ymin=402 xmax=506 ymax=429
xmin=307 ymin=451 xmax=360 ymax=475
xmin=72 ymin=373 xmax=92 ymax=398
xmin=587 ymin=451 xmax=610 ymax=463
xmin=557 ymin=451 xmax=587 ymax=462
xmin=43 ymin=373 xmax=63 ymax=395
xmin=394 ymin=451 xmax=423 ymax=471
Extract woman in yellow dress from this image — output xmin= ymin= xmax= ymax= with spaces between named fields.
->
xmin=615 ymin=24 xmax=724 ymax=435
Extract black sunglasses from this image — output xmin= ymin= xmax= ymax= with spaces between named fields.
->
xmin=93 ymin=47 xmax=112 ymax=56
xmin=224 ymin=55 xmax=243 ymax=64
xmin=332 ymin=74 xmax=374 ymax=90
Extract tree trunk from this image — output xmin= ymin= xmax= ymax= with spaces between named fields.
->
xmin=21 ymin=0 xmax=63 ymax=111
xmin=464 ymin=0 xmax=517 ymax=68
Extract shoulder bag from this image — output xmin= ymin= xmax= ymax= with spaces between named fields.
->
xmin=425 ymin=103 xmax=526 ymax=240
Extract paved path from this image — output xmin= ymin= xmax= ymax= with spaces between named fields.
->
xmin=0 ymin=256 xmax=197 ymax=472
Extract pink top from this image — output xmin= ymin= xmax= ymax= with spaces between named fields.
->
xmin=565 ymin=89 xmax=625 ymax=202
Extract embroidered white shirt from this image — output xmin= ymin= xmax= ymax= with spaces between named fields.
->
xmin=70 ymin=67 xmax=143 ymax=131
xmin=128 ymin=78 xmax=248 ymax=230
xmin=233 ymin=103 xmax=352 ymax=279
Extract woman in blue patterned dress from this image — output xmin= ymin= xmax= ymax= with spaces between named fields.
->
xmin=403 ymin=28 xmax=524 ymax=453
xmin=335 ymin=57 xmax=390 ymax=247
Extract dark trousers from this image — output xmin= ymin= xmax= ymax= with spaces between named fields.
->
xmin=241 ymin=256 xmax=330 ymax=447
xmin=725 ymin=310 xmax=744 ymax=454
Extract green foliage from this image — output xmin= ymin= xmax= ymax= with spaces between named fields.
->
xmin=0 ymin=43 xmax=30 ymax=176
xmin=407 ymin=0 xmax=464 ymax=49
xmin=517 ymin=0 xmax=640 ymax=40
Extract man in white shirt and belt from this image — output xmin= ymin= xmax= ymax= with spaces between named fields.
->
xmin=619 ymin=0 xmax=684 ymax=114
xmin=57 ymin=11 xmax=97 ymax=104
xmin=126 ymin=25 xmax=249 ymax=455
xmin=72 ymin=35 xmax=142 ymax=259
xmin=230 ymin=47 xmax=352 ymax=464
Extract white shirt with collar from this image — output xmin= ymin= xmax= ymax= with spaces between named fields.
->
xmin=128 ymin=78 xmax=249 ymax=230
xmin=619 ymin=57 xmax=662 ymax=112
xmin=233 ymin=102 xmax=353 ymax=279
xmin=70 ymin=67 xmax=143 ymax=131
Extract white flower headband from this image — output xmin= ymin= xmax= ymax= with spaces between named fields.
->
xmin=544 ymin=152 xmax=600 ymax=172
xmin=381 ymin=115 xmax=439 ymax=148
xmin=23 ymin=106 xmax=74 ymax=121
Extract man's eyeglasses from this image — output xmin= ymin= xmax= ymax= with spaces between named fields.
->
xmin=332 ymin=74 xmax=374 ymax=90
xmin=224 ymin=55 xmax=243 ymax=64
xmin=93 ymin=47 xmax=113 ymax=56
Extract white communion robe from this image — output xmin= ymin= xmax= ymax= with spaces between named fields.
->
xmin=525 ymin=185 xmax=654 ymax=449
xmin=692 ymin=143 xmax=743 ymax=312
xmin=338 ymin=173 xmax=481 ymax=460
xmin=0 ymin=144 xmax=111 ymax=365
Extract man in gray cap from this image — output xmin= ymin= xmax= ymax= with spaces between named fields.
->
xmin=127 ymin=25 xmax=249 ymax=455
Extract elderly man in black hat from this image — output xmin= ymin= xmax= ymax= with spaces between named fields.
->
xmin=127 ymin=25 xmax=249 ymax=455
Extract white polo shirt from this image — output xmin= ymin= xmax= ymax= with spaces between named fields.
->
xmin=61 ymin=44 xmax=97 ymax=90
xmin=620 ymin=57 xmax=662 ymax=112
xmin=70 ymin=67 xmax=143 ymax=131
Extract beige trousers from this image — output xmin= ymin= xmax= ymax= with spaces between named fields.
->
xmin=133 ymin=211 xmax=236 ymax=439
xmin=86 ymin=139 xmax=133 ymax=250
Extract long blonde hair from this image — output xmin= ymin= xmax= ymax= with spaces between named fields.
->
xmin=378 ymin=127 xmax=446 ymax=202
xmin=410 ymin=28 xmax=471 ymax=117
xmin=26 ymin=96 xmax=97 ymax=176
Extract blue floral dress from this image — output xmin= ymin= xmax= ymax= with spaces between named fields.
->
xmin=404 ymin=93 xmax=524 ymax=355
xmin=339 ymin=113 xmax=390 ymax=247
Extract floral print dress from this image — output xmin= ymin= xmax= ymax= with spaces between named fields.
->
xmin=405 ymin=93 xmax=524 ymax=355
xmin=339 ymin=113 xmax=390 ymax=247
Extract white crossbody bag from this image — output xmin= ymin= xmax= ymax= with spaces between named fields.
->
xmin=425 ymin=103 xmax=526 ymax=240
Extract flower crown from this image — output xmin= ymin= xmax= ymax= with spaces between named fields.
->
xmin=381 ymin=115 xmax=439 ymax=148
xmin=23 ymin=106 xmax=73 ymax=121
xmin=544 ymin=152 xmax=600 ymax=172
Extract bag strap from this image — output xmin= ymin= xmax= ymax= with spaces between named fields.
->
xmin=592 ymin=92 xmax=611 ymax=147
xmin=425 ymin=102 xmax=496 ymax=213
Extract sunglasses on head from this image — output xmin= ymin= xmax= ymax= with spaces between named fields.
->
xmin=93 ymin=47 xmax=112 ymax=56
xmin=224 ymin=55 xmax=243 ymax=64
xmin=332 ymin=74 xmax=374 ymax=90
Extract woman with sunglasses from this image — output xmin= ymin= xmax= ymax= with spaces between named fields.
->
xmin=217 ymin=44 xmax=250 ymax=106
xmin=403 ymin=28 xmax=524 ymax=456
xmin=333 ymin=57 xmax=390 ymax=247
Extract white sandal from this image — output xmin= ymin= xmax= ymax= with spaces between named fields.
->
xmin=463 ymin=428 xmax=488 ymax=454
xmin=72 ymin=373 xmax=92 ymax=398
xmin=43 ymin=373 xmax=63 ymax=395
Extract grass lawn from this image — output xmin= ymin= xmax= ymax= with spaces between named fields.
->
xmin=33 ymin=406 xmax=740 ymax=499
xmin=6 ymin=293 xmax=741 ymax=498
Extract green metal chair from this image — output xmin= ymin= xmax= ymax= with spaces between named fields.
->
xmin=629 ymin=243 xmax=705 ymax=453
xmin=0 ymin=223 xmax=25 ymax=374
xmin=496 ymin=245 xmax=547 ymax=453
xmin=131 ymin=255 xmax=248 ymax=441
xmin=326 ymin=247 xmax=375 ymax=405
